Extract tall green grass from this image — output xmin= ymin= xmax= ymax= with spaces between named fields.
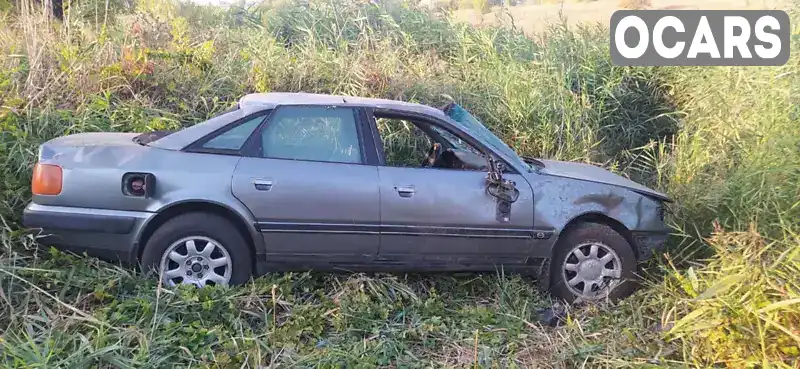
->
xmin=0 ymin=0 xmax=798 ymax=367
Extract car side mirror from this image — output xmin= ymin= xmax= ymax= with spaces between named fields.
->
xmin=487 ymin=181 xmax=519 ymax=203
xmin=485 ymin=172 xmax=520 ymax=222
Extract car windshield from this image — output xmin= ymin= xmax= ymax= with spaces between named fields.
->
xmin=444 ymin=104 xmax=529 ymax=171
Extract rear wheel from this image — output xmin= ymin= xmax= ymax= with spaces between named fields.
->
xmin=141 ymin=212 xmax=252 ymax=287
xmin=549 ymin=223 xmax=637 ymax=303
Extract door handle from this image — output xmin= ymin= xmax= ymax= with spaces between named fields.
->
xmin=253 ymin=179 xmax=273 ymax=191
xmin=395 ymin=186 xmax=415 ymax=198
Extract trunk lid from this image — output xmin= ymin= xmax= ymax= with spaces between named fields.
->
xmin=38 ymin=132 xmax=150 ymax=167
xmin=45 ymin=132 xmax=141 ymax=148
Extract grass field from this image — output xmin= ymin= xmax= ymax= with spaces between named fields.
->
xmin=0 ymin=0 xmax=799 ymax=367
xmin=450 ymin=0 xmax=790 ymax=35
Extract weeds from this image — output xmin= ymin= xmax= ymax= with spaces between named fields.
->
xmin=0 ymin=0 xmax=798 ymax=367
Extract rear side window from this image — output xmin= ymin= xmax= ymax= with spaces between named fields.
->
xmin=260 ymin=106 xmax=362 ymax=164
xmin=202 ymin=115 xmax=265 ymax=151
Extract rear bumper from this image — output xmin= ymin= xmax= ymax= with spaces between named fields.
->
xmin=632 ymin=230 xmax=671 ymax=261
xmin=22 ymin=203 xmax=154 ymax=264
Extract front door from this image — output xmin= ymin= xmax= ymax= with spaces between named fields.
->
xmin=370 ymin=112 xmax=536 ymax=268
xmin=231 ymin=105 xmax=380 ymax=267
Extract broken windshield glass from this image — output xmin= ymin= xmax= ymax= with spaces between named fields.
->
xmin=443 ymin=104 xmax=529 ymax=171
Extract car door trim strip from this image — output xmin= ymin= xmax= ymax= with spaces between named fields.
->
xmin=256 ymin=221 xmax=381 ymax=235
xmin=255 ymin=221 xmax=553 ymax=239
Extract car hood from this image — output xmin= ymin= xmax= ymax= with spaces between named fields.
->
xmin=535 ymin=159 xmax=672 ymax=202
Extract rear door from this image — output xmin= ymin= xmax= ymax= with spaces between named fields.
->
xmin=231 ymin=105 xmax=381 ymax=267
xmin=369 ymin=111 xmax=536 ymax=268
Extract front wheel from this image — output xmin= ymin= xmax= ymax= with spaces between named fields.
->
xmin=549 ymin=223 xmax=638 ymax=303
xmin=140 ymin=212 xmax=252 ymax=287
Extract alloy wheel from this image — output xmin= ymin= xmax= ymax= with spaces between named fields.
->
xmin=159 ymin=236 xmax=232 ymax=287
xmin=561 ymin=242 xmax=623 ymax=300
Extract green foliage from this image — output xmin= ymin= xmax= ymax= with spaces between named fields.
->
xmin=0 ymin=0 xmax=799 ymax=367
xmin=66 ymin=0 xmax=134 ymax=23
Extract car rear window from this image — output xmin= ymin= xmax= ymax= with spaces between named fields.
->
xmin=133 ymin=130 xmax=177 ymax=145
xmin=133 ymin=106 xmax=242 ymax=146
xmin=202 ymin=114 xmax=264 ymax=151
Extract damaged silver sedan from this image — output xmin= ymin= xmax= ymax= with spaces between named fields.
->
xmin=22 ymin=92 xmax=671 ymax=302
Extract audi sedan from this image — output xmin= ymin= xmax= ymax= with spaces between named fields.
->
xmin=22 ymin=92 xmax=671 ymax=302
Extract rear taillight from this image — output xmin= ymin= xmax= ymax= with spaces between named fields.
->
xmin=32 ymin=163 xmax=63 ymax=195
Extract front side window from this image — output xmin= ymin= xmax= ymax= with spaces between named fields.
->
xmin=429 ymin=125 xmax=485 ymax=158
xmin=374 ymin=114 xmax=487 ymax=171
xmin=260 ymin=106 xmax=362 ymax=164
xmin=202 ymin=114 xmax=265 ymax=151
xmin=376 ymin=117 xmax=432 ymax=167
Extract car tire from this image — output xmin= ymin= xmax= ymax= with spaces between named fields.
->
xmin=549 ymin=223 xmax=638 ymax=303
xmin=140 ymin=212 xmax=252 ymax=287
